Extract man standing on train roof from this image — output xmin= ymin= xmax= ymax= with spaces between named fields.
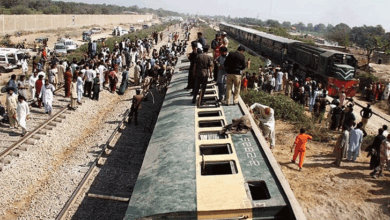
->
xmin=224 ymin=46 xmax=246 ymax=105
xmin=249 ymin=103 xmax=275 ymax=149
xmin=360 ymin=104 xmax=373 ymax=130
xmin=197 ymin=32 xmax=206 ymax=48
xmin=291 ymin=128 xmax=313 ymax=171
xmin=216 ymin=46 xmax=228 ymax=102
xmin=185 ymin=41 xmax=199 ymax=91
xmin=192 ymin=45 xmax=212 ymax=105
xmin=128 ymin=89 xmax=143 ymax=126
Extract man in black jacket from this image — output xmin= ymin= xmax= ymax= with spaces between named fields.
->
xmin=184 ymin=41 xmax=198 ymax=90
xmin=197 ymin=32 xmax=206 ymax=48
xmin=192 ymin=45 xmax=212 ymax=105
xmin=224 ymin=46 xmax=246 ymax=105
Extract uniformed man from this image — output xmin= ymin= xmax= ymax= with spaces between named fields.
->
xmin=191 ymin=45 xmax=212 ymax=105
xmin=128 ymin=89 xmax=143 ymax=126
xmin=184 ymin=41 xmax=199 ymax=91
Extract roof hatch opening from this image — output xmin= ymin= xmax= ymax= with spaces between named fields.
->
xmin=201 ymin=161 xmax=237 ymax=176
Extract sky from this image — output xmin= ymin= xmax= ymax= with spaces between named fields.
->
xmin=69 ymin=0 xmax=390 ymax=31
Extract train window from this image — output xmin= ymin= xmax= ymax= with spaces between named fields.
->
xmin=199 ymin=132 xmax=228 ymax=140
xmin=200 ymin=144 xmax=232 ymax=155
xmin=198 ymin=111 xmax=222 ymax=117
xmin=199 ymin=120 xmax=225 ymax=128
xmin=248 ymin=181 xmax=271 ymax=200
xmin=201 ymin=161 xmax=237 ymax=175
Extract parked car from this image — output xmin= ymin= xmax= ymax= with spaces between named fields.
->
xmin=82 ymin=31 xmax=92 ymax=42
xmin=142 ymin=25 xmax=150 ymax=29
xmin=129 ymin=26 xmax=136 ymax=32
xmin=58 ymin=38 xmax=78 ymax=52
xmin=53 ymin=43 xmax=67 ymax=57
xmin=90 ymin=27 xmax=101 ymax=34
xmin=112 ymin=27 xmax=129 ymax=36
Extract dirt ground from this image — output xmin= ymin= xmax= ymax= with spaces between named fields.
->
xmin=273 ymin=119 xmax=390 ymax=220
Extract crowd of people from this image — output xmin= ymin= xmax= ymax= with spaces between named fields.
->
xmin=184 ymin=27 xmax=390 ymax=176
xmin=0 ymin=22 xmax=189 ymax=136
xmin=362 ymin=81 xmax=390 ymax=102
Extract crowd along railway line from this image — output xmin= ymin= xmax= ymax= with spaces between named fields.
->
xmin=0 ymin=85 xmax=72 ymax=171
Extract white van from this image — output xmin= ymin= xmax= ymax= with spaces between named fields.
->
xmin=0 ymin=51 xmax=18 ymax=73
xmin=58 ymin=38 xmax=78 ymax=52
xmin=0 ymin=48 xmax=28 ymax=68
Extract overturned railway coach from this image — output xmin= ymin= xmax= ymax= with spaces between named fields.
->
xmin=220 ymin=22 xmax=359 ymax=97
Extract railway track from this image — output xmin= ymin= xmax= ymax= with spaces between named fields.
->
xmin=0 ymin=86 xmax=72 ymax=171
xmin=55 ymin=104 xmax=131 ymax=220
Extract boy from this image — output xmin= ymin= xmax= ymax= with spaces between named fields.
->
xmin=291 ymin=128 xmax=313 ymax=171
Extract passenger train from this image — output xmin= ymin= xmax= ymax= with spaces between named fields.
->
xmin=219 ymin=22 xmax=359 ymax=97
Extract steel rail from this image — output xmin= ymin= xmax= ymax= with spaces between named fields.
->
xmin=56 ymin=108 xmax=130 ymax=220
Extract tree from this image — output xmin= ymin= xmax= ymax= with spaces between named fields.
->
xmin=294 ymin=22 xmax=306 ymax=31
xmin=266 ymin=19 xmax=280 ymax=28
xmin=326 ymin=24 xmax=334 ymax=32
xmin=101 ymin=8 xmax=109 ymax=14
xmin=349 ymin=25 xmax=386 ymax=48
xmin=282 ymin=21 xmax=291 ymax=29
xmin=43 ymin=5 xmax=61 ymax=14
xmin=325 ymin=23 xmax=351 ymax=46
xmin=10 ymin=5 xmax=32 ymax=14
xmin=314 ymin=23 xmax=326 ymax=32
xmin=362 ymin=36 xmax=390 ymax=68
xmin=307 ymin=23 xmax=314 ymax=32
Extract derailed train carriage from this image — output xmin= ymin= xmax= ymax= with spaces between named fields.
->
xmin=124 ymin=56 xmax=306 ymax=220
xmin=219 ymin=22 xmax=359 ymax=97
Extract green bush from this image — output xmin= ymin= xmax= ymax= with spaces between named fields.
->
xmin=356 ymin=71 xmax=379 ymax=90
xmin=241 ymin=90 xmax=331 ymax=142
xmin=241 ymin=90 xmax=306 ymax=122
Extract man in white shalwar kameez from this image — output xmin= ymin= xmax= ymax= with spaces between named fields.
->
xmin=348 ymin=123 xmax=364 ymax=161
xmin=29 ymin=72 xmax=38 ymax=101
xmin=77 ymin=73 xmax=84 ymax=104
xmin=383 ymin=82 xmax=390 ymax=101
xmin=21 ymin=59 xmax=28 ymax=75
xmin=16 ymin=95 xmax=29 ymax=136
xmin=98 ymin=63 xmax=107 ymax=91
xmin=39 ymin=80 xmax=55 ymax=115
xmin=249 ymin=103 xmax=276 ymax=148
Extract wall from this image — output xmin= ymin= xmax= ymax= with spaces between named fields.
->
xmin=0 ymin=14 xmax=153 ymax=35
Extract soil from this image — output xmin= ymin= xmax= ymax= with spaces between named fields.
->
xmin=273 ymin=119 xmax=390 ymax=220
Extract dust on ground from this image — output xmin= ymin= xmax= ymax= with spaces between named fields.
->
xmin=273 ymin=120 xmax=390 ymax=220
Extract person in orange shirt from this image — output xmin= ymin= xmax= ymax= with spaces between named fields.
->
xmin=291 ymin=128 xmax=313 ymax=171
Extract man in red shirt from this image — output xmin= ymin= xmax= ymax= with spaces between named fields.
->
xmin=291 ymin=128 xmax=313 ymax=171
